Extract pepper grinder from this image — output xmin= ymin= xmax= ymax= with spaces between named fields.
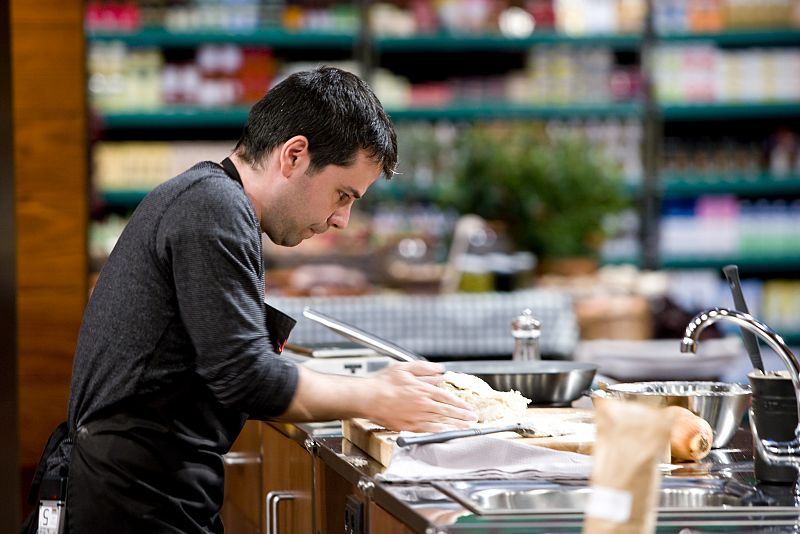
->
xmin=512 ymin=308 xmax=541 ymax=361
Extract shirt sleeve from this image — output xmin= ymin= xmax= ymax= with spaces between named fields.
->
xmin=156 ymin=177 xmax=298 ymax=419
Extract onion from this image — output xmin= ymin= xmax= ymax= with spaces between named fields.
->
xmin=666 ymin=405 xmax=713 ymax=462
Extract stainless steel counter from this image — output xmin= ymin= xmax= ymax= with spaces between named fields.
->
xmin=274 ymin=422 xmax=800 ymax=533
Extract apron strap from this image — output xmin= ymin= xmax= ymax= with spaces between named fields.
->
xmin=220 ymin=157 xmax=243 ymax=186
xmin=265 ymin=304 xmax=296 ymax=353
xmin=27 ymin=420 xmax=70 ymax=505
xmin=220 ymin=156 xmax=296 ymax=352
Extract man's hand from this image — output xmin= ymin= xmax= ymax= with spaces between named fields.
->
xmin=360 ymin=361 xmax=477 ymax=432
xmin=278 ymin=362 xmax=477 ymax=432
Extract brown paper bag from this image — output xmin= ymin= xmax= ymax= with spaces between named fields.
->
xmin=582 ymin=397 xmax=673 ymax=534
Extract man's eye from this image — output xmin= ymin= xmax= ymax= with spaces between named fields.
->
xmin=338 ymin=192 xmax=350 ymax=202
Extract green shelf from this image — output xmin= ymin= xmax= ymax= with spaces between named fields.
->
xmin=87 ymin=27 xmax=356 ymax=48
xmin=99 ymin=107 xmax=250 ymax=128
xmin=659 ymin=29 xmax=800 ymax=46
xmin=386 ymin=101 xmax=642 ymax=121
xmin=98 ymin=102 xmax=642 ymax=127
xmin=661 ymin=102 xmax=800 ymax=120
xmin=375 ymin=32 xmax=641 ymax=51
xmin=661 ymin=173 xmax=800 ymax=196
xmin=87 ymin=28 xmax=644 ymax=50
xmin=87 ymin=27 xmax=800 ymax=50
xmin=98 ymin=100 xmax=800 ymax=128
xmin=782 ymin=332 xmax=800 ymax=346
xmin=603 ymin=254 xmax=800 ymax=271
xmin=100 ymin=189 xmax=150 ymax=206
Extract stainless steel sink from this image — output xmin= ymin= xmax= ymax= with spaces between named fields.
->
xmin=432 ymin=478 xmax=787 ymax=516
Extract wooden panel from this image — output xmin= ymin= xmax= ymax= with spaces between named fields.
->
xmin=343 ymin=407 xmax=596 ymax=466
xmin=231 ymin=420 xmax=262 ymax=454
xmin=222 ymin=453 xmax=262 ymax=534
xmin=11 ymin=0 xmax=87 ymax=476
xmin=262 ymin=424 xmax=313 ymax=534
xmin=1 ymin=0 xmax=20 ymax=530
xmin=221 ymin=421 xmax=263 ymax=533
xmin=316 ymin=461 xmax=359 ymax=534
xmin=10 ymin=25 xmax=84 ymax=115
xmin=11 ymin=0 xmax=83 ymax=24
xmin=369 ymin=503 xmax=417 ymax=534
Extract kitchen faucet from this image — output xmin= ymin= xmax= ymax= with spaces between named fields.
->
xmin=682 ymin=308 xmax=800 ymax=467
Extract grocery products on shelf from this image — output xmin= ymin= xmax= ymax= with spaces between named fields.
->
xmin=662 ymin=128 xmax=800 ymax=179
xmin=660 ymin=195 xmax=800 ymax=259
xmin=654 ymin=44 xmax=800 ymax=103
xmin=666 ymin=268 xmax=800 ymax=341
xmin=88 ymin=42 xmax=277 ymax=111
xmin=84 ymin=0 xmax=800 ymax=283
xmin=93 ymin=141 xmax=234 ymax=191
xmin=86 ymin=0 xmax=358 ymax=33
xmin=654 ymin=0 xmax=800 ymax=34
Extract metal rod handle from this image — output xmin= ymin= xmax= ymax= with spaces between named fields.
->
xmin=396 ymin=423 xmax=521 ymax=447
xmin=265 ymin=491 xmax=295 ymax=534
xmin=302 ymin=307 xmax=424 ymax=363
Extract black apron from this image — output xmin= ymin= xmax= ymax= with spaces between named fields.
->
xmin=22 ymin=158 xmax=296 ymax=533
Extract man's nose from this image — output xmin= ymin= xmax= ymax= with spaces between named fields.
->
xmin=327 ymin=204 xmax=351 ymax=229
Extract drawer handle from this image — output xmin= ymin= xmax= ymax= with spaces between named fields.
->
xmin=265 ymin=491 xmax=295 ymax=534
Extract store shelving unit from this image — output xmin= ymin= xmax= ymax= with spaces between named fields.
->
xmin=374 ymin=32 xmax=641 ymax=50
xmin=99 ymin=101 xmax=641 ymax=128
xmin=87 ymin=28 xmax=357 ymax=47
xmin=661 ymin=102 xmax=800 ymax=121
xmin=86 ymin=5 xmax=800 ymax=274
xmin=658 ymin=29 xmax=800 ymax=46
xmin=662 ymin=174 xmax=800 ymax=196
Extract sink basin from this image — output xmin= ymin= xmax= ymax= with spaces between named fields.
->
xmin=433 ymin=478 xmax=781 ymax=516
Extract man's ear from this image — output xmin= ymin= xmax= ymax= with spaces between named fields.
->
xmin=279 ymin=135 xmax=310 ymax=178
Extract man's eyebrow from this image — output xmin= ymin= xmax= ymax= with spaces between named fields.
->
xmin=344 ymin=186 xmax=362 ymax=199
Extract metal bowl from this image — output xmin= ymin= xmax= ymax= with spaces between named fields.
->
xmin=599 ymin=381 xmax=752 ymax=448
xmin=443 ymin=360 xmax=598 ymax=407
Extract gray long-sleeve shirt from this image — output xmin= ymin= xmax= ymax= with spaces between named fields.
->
xmin=68 ymin=161 xmax=299 ymax=453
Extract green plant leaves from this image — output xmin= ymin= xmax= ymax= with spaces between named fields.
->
xmin=437 ymin=123 xmax=630 ymax=258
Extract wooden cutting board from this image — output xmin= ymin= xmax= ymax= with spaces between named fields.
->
xmin=342 ymin=407 xmax=595 ymax=466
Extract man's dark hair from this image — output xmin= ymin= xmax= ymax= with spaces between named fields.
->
xmin=235 ymin=66 xmax=398 ymax=178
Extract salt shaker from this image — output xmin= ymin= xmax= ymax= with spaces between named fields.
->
xmin=512 ymin=308 xmax=541 ymax=361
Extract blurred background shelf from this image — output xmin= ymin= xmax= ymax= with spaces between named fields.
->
xmin=385 ymin=102 xmax=642 ymax=120
xmin=97 ymin=102 xmax=643 ymax=128
xmin=661 ymin=102 xmax=800 ymax=120
xmin=658 ymin=29 xmax=800 ymax=46
xmin=374 ymin=32 xmax=641 ymax=51
xmin=99 ymin=190 xmax=150 ymax=207
xmin=88 ymin=28 xmax=644 ymax=50
xmin=603 ymin=254 xmax=800 ymax=272
xmin=661 ymin=174 xmax=800 ymax=196
xmin=97 ymin=102 xmax=800 ymax=128
xmin=782 ymin=332 xmax=800 ymax=345
xmin=87 ymin=28 xmax=357 ymax=48
xmin=98 ymin=107 xmax=250 ymax=129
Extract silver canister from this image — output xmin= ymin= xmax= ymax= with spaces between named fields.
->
xmin=512 ymin=308 xmax=541 ymax=361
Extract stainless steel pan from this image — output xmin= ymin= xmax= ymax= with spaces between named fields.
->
xmin=302 ymin=307 xmax=597 ymax=406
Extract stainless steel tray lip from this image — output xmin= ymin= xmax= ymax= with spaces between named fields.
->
xmin=430 ymin=478 xmax=795 ymax=518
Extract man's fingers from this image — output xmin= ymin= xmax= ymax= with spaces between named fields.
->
xmin=394 ymin=361 xmax=445 ymax=376
xmin=427 ymin=386 xmax=477 ymax=418
xmin=405 ymin=420 xmax=472 ymax=433
xmin=416 ymin=375 xmax=445 ymax=386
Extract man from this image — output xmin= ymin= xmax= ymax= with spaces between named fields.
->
xmin=26 ymin=66 xmax=476 ymax=533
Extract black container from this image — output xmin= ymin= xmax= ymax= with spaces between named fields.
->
xmin=749 ymin=371 xmax=799 ymax=484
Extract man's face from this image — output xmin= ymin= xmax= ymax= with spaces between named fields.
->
xmin=263 ymin=151 xmax=382 ymax=247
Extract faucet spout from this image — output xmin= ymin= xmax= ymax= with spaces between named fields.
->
xmin=682 ymin=308 xmax=800 ymax=467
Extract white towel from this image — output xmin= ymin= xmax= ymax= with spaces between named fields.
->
xmin=377 ymin=435 xmax=593 ymax=483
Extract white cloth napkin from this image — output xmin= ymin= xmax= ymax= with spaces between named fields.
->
xmin=376 ymin=435 xmax=593 ymax=483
